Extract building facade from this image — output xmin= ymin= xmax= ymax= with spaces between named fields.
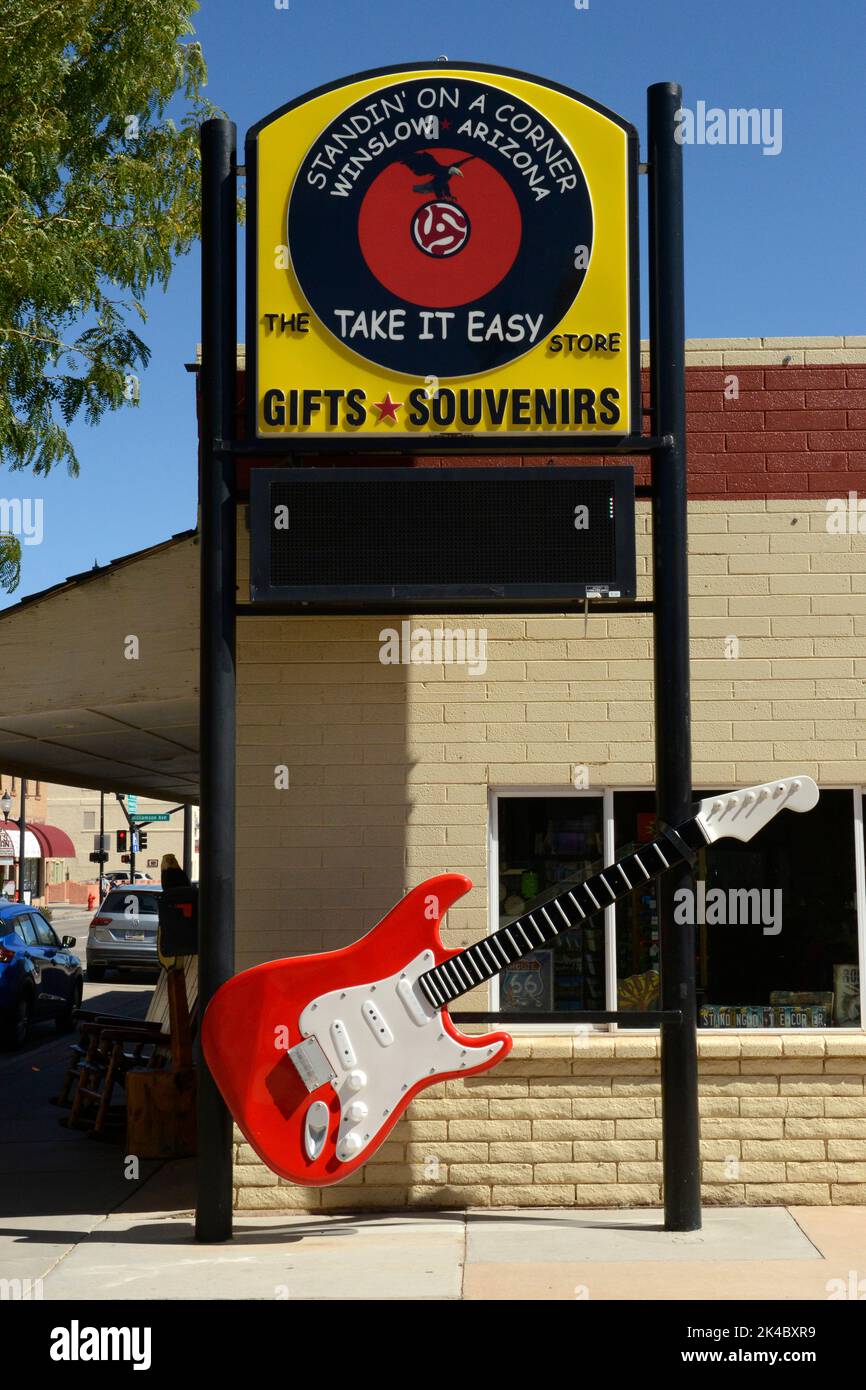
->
xmin=231 ymin=336 xmax=866 ymax=1211
xmin=0 ymin=776 xmax=50 ymax=899
xmin=43 ymin=784 xmax=198 ymax=899
xmin=0 ymin=779 xmax=197 ymax=904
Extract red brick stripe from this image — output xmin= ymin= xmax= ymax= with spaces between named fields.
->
xmin=230 ymin=364 xmax=866 ymax=499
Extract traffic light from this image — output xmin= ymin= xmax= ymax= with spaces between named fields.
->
xmin=116 ymin=828 xmax=127 ymax=852
xmin=139 ymin=832 xmax=148 ymax=849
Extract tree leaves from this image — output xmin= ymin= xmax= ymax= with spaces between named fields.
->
xmin=0 ymin=534 xmax=22 ymax=593
xmin=0 ymin=0 xmax=220 ymax=478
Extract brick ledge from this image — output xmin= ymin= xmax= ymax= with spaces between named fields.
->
xmin=503 ymin=1032 xmax=866 ymax=1061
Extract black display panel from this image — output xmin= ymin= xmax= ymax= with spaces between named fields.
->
xmin=249 ymin=466 xmax=636 ymax=610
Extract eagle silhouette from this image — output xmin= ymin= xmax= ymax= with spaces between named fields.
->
xmin=401 ymin=150 xmax=476 ymax=201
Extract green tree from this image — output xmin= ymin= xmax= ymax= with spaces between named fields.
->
xmin=0 ymin=0 xmax=218 ymax=481
xmin=0 ymin=535 xmax=21 ymax=593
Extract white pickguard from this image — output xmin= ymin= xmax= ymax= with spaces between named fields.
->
xmin=298 ymin=949 xmax=505 ymax=1164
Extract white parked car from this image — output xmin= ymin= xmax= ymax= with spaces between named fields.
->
xmin=86 ymin=885 xmax=163 ymax=981
xmin=103 ymin=869 xmax=153 ymax=886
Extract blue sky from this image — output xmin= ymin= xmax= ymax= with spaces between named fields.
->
xmin=2 ymin=0 xmax=863 ymax=606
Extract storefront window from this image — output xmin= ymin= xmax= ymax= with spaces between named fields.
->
xmin=493 ymin=788 xmax=862 ymax=1028
xmin=495 ymin=794 xmax=605 ymax=1014
xmin=614 ymin=789 xmax=860 ymax=1028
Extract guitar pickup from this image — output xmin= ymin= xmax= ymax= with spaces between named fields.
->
xmin=287 ymin=1036 xmax=336 ymax=1092
xmin=397 ymin=976 xmax=435 ymax=1026
xmin=330 ymin=1019 xmax=356 ymax=1068
xmin=362 ymin=999 xmax=394 ymax=1047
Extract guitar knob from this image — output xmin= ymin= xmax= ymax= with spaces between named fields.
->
xmin=347 ymin=1070 xmax=367 ymax=1093
xmin=346 ymin=1100 xmax=368 ymax=1122
xmin=340 ymin=1133 xmax=362 ymax=1158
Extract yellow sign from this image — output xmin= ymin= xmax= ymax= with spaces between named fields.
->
xmin=248 ymin=63 xmax=638 ymax=444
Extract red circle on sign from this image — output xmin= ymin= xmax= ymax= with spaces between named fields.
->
xmin=357 ymin=148 xmax=522 ymax=308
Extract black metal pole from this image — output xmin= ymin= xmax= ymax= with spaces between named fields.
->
xmin=182 ymin=803 xmax=193 ymax=882
xmin=196 ymin=117 xmax=238 ymax=1242
xmin=647 ymin=82 xmax=700 ymax=1231
xmin=99 ymin=791 xmax=105 ymax=901
xmin=18 ymin=779 xmax=26 ymax=902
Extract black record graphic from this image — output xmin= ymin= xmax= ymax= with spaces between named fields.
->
xmin=287 ymin=77 xmax=593 ymax=378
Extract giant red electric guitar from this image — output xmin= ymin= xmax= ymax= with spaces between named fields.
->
xmin=203 ymin=776 xmax=818 ymax=1186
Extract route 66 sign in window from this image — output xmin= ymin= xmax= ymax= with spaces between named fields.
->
xmin=499 ymin=951 xmax=555 ymax=1013
xmin=248 ymin=63 xmax=639 ymax=445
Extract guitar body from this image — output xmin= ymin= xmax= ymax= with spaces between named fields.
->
xmin=202 ymin=874 xmax=511 ymax=1186
xmin=203 ymin=776 xmax=820 ymax=1189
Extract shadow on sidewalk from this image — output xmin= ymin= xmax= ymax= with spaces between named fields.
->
xmin=0 ymin=981 xmax=167 ymax=1220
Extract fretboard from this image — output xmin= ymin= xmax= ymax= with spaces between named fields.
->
xmin=417 ymin=818 xmax=706 ymax=1009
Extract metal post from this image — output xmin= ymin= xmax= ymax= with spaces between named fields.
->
xmin=18 ymin=780 xmax=26 ymax=902
xmin=182 ymin=803 xmax=193 ymax=881
xmin=196 ymin=117 xmax=238 ymax=1242
xmin=99 ymin=791 xmax=105 ymax=901
xmin=647 ymin=82 xmax=700 ymax=1231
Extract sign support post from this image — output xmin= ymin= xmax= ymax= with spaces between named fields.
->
xmin=197 ymin=117 xmax=238 ymax=1243
xmin=647 ymin=82 xmax=700 ymax=1231
xmin=99 ymin=791 xmax=105 ymax=901
xmin=192 ymin=67 xmax=701 ymax=1239
xmin=183 ymin=802 xmax=194 ymax=881
xmin=17 ymin=779 xmax=26 ymax=902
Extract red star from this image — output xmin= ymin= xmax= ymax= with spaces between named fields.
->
xmin=441 ymin=118 xmax=451 ymax=130
xmin=372 ymin=392 xmax=402 ymax=423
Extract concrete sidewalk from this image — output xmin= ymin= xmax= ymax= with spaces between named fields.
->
xmin=3 ymin=1162 xmax=863 ymax=1299
xmin=2 ymin=1004 xmax=862 ymax=1301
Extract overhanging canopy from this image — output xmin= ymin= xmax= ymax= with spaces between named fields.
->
xmin=0 ymin=531 xmax=199 ymax=802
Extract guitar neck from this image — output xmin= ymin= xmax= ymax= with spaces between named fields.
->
xmin=417 ymin=815 xmax=708 ymax=1009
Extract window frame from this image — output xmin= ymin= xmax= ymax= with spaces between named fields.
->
xmin=13 ymin=913 xmax=38 ymax=947
xmin=30 ymin=913 xmax=59 ymax=948
xmin=488 ymin=784 xmax=865 ymax=1036
xmin=488 ymin=785 xmax=615 ymax=1035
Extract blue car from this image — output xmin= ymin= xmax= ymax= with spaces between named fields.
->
xmin=0 ymin=902 xmax=83 ymax=1047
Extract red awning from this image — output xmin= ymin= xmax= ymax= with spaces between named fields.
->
xmin=0 ymin=820 xmax=75 ymax=858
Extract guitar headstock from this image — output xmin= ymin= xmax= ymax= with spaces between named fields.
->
xmin=694 ymin=776 xmax=819 ymax=845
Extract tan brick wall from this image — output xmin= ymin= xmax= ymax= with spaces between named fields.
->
xmin=236 ymin=498 xmax=866 ymax=971
xmin=227 ymin=336 xmax=866 ymax=372
xmin=234 ymin=1035 xmax=866 ymax=1210
xmin=648 ymin=334 xmax=866 ymax=367
xmin=234 ymin=355 xmax=866 ymax=1208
